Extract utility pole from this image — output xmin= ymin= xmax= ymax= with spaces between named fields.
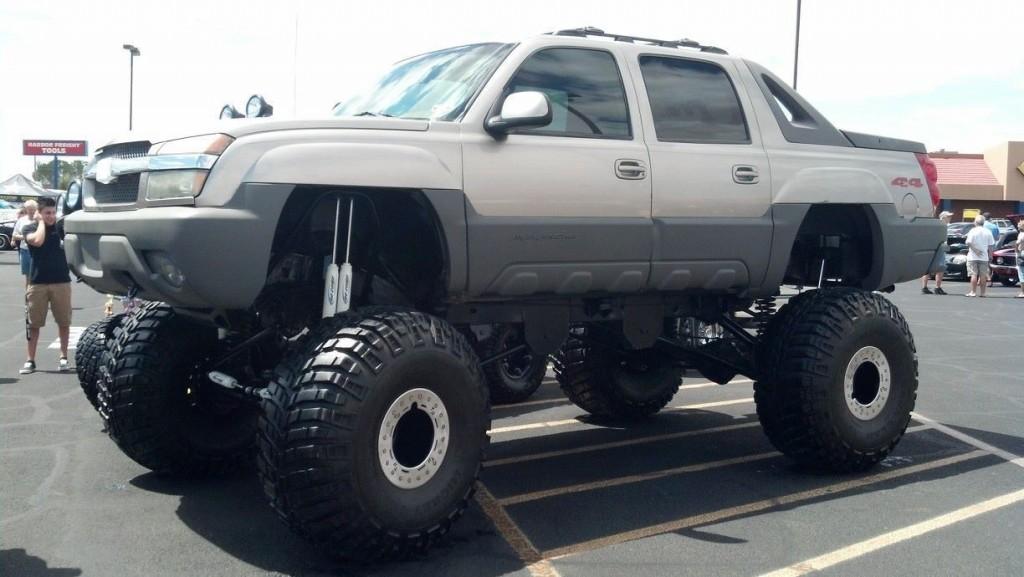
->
xmin=793 ymin=0 xmax=802 ymax=90
xmin=123 ymin=44 xmax=141 ymax=130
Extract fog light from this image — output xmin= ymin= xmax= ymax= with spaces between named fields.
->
xmin=146 ymin=252 xmax=186 ymax=288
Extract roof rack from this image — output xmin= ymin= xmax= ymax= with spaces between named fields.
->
xmin=548 ymin=27 xmax=728 ymax=55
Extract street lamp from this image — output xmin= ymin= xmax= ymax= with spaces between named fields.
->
xmin=793 ymin=0 xmax=802 ymax=90
xmin=123 ymin=44 xmax=141 ymax=130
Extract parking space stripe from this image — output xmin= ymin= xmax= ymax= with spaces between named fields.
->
xmin=488 ymin=398 xmax=753 ymax=435
xmin=497 ymin=425 xmax=933 ymax=505
xmin=758 ymin=487 xmax=1024 ymax=577
xmin=492 ymin=379 xmax=754 ymax=411
xmin=474 ymin=485 xmax=561 ymax=577
xmin=486 ymin=422 xmax=762 ymax=467
xmin=912 ymin=411 xmax=1024 ymax=469
xmin=498 ymin=452 xmax=779 ymax=506
xmin=543 ymin=450 xmax=986 ymax=559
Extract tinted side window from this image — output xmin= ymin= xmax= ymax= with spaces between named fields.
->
xmin=639 ymin=56 xmax=749 ymax=144
xmin=507 ymin=48 xmax=631 ymax=139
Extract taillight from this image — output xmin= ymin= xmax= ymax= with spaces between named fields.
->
xmin=915 ymin=153 xmax=941 ymax=209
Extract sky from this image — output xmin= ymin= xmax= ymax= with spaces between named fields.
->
xmin=1 ymin=0 xmax=1022 ymax=181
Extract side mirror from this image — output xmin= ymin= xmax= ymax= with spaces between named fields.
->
xmin=486 ymin=91 xmax=552 ymax=137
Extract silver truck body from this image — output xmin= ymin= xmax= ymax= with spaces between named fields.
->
xmin=65 ymin=34 xmax=946 ymax=313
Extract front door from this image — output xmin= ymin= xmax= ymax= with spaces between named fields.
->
xmin=462 ymin=46 xmax=653 ymax=297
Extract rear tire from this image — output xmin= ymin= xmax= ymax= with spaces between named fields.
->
xmin=480 ymin=326 xmax=547 ymax=404
xmin=554 ymin=330 xmax=681 ymax=419
xmin=102 ymin=302 xmax=259 ymax=476
xmin=76 ymin=314 xmax=124 ymax=410
xmin=755 ymin=288 xmax=918 ymax=472
xmin=258 ymin=310 xmax=489 ymax=561
xmin=1000 ymin=277 xmax=1018 ymax=287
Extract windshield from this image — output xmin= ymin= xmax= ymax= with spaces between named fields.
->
xmin=333 ymin=43 xmax=513 ymax=121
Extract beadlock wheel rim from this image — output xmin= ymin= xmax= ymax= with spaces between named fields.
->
xmin=843 ymin=346 xmax=892 ymax=421
xmin=378 ymin=388 xmax=449 ymax=490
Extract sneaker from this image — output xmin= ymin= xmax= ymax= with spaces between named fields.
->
xmin=921 ymin=287 xmax=933 ymax=294
xmin=58 ymin=357 xmax=69 ymax=372
xmin=965 ymin=292 xmax=976 ymax=297
xmin=934 ymin=287 xmax=947 ymax=295
xmin=19 ymin=361 xmax=35 ymax=375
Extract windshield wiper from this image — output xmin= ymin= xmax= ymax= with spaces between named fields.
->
xmin=353 ymin=111 xmax=394 ymax=117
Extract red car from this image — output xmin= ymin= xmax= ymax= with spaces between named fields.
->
xmin=991 ymin=236 xmax=1020 ymax=287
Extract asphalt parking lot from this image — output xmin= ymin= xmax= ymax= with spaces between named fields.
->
xmin=2 ymin=248 xmax=1022 ymax=577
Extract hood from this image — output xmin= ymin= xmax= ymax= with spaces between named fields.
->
xmin=992 ymin=247 xmax=1016 ymax=257
xmin=97 ymin=116 xmax=431 ymax=153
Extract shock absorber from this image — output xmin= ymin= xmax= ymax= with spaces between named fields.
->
xmin=754 ymin=297 xmax=777 ymax=338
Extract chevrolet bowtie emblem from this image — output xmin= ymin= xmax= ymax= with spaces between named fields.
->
xmin=95 ymin=158 xmax=116 ymax=184
xmin=1017 ymin=160 xmax=1024 ymax=178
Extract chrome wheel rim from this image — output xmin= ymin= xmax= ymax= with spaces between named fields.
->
xmin=378 ymin=388 xmax=449 ymax=489
xmin=843 ymin=346 xmax=892 ymax=421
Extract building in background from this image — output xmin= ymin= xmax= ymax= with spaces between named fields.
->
xmin=930 ymin=141 xmax=1024 ymax=221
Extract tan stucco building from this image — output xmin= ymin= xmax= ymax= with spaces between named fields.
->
xmin=930 ymin=141 xmax=1024 ymax=221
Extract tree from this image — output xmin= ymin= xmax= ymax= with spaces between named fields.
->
xmin=32 ymin=159 xmax=86 ymax=189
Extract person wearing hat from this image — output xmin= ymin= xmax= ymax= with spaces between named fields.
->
xmin=922 ymin=210 xmax=954 ymax=295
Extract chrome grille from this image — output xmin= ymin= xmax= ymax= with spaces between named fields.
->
xmin=93 ymin=174 xmax=141 ymax=204
xmin=90 ymin=141 xmax=149 ymax=205
xmin=96 ymin=141 xmax=150 ymax=160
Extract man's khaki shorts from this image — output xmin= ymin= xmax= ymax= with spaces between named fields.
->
xmin=27 ymin=282 xmax=72 ymax=328
xmin=967 ymin=260 xmax=990 ymax=279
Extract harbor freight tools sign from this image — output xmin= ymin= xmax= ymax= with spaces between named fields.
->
xmin=22 ymin=140 xmax=88 ymax=156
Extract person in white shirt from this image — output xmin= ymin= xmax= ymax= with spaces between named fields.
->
xmin=964 ymin=215 xmax=995 ymax=297
xmin=1016 ymin=220 xmax=1024 ymax=299
xmin=11 ymin=200 xmax=38 ymax=288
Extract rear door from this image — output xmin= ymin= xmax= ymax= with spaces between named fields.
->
xmin=628 ymin=53 xmax=772 ymax=292
xmin=462 ymin=46 xmax=653 ymax=297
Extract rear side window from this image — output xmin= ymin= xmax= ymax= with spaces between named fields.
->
xmin=507 ymin=48 xmax=631 ymax=139
xmin=638 ymin=56 xmax=749 ymax=144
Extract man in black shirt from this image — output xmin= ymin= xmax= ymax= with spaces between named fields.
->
xmin=20 ymin=196 xmax=72 ymax=374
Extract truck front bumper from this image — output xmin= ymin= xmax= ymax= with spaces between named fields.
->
xmin=63 ymin=184 xmax=291 ymax=310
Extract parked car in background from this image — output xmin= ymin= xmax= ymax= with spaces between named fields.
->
xmin=0 ymin=220 xmax=15 ymax=250
xmin=947 ymin=222 xmax=972 ymax=237
xmin=991 ymin=218 xmax=1015 ymax=235
xmin=945 ymin=242 xmax=969 ymax=280
xmin=991 ymin=231 xmax=1020 ymax=286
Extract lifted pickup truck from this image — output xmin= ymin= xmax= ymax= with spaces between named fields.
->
xmin=67 ymin=28 xmax=946 ymax=560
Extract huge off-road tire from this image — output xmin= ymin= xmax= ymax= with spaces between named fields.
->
xmin=480 ymin=326 xmax=547 ymax=404
xmin=554 ymin=331 xmax=682 ymax=419
xmin=258 ymin=310 xmax=490 ymax=561
xmin=755 ymin=288 xmax=918 ymax=472
xmin=76 ymin=313 xmax=124 ymax=410
xmin=101 ymin=302 xmax=259 ymax=476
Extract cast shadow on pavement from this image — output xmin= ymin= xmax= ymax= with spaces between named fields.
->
xmin=129 ymin=469 xmax=526 ymax=577
xmin=0 ymin=549 xmax=81 ymax=577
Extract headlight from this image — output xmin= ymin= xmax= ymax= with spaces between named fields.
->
xmin=952 ymin=255 xmax=968 ymax=265
xmin=145 ymin=170 xmax=209 ymax=201
xmin=219 ymin=104 xmax=244 ymax=120
xmin=996 ymin=257 xmax=1004 ymax=265
xmin=145 ymin=251 xmax=186 ymax=288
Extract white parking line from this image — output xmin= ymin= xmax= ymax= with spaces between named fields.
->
xmin=488 ymin=398 xmax=753 ymax=435
xmin=544 ymin=450 xmax=987 ymax=559
xmin=47 ymin=326 xmax=84 ymax=350
xmin=912 ymin=412 xmax=1024 ymax=469
xmin=491 ymin=379 xmax=753 ymax=411
xmin=759 ymin=488 xmax=1024 ymax=577
xmin=486 ymin=422 xmax=762 ymax=467
xmin=475 ymin=485 xmax=562 ymax=577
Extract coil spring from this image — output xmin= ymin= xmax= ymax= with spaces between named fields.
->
xmin=754 ymin=297 xmax=777 ymax=338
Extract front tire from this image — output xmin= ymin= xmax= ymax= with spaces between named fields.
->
xmin=755 ymin=288 xmax=918 ymax=472
xmin=258 ymin=310 xmax=489 ymax=561
xmin=102 ymin=303 xmax=259 ymax=476
xmin=76 ymin=314 xmax=124 ymax=410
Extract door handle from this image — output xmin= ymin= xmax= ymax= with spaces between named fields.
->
xmin=733 ymin=165 xmax=760 ymax=184
xmin=615 ymin=159 xmax=647 ymax=180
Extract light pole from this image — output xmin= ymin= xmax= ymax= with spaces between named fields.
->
xmin=123 ymin=44 xmax=141 ymax=130
xmin=793 ymin=0 xmax=802 ymax=90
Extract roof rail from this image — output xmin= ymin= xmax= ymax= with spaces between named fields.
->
xmin=549 ymin=27 xmax=728 ymax=55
